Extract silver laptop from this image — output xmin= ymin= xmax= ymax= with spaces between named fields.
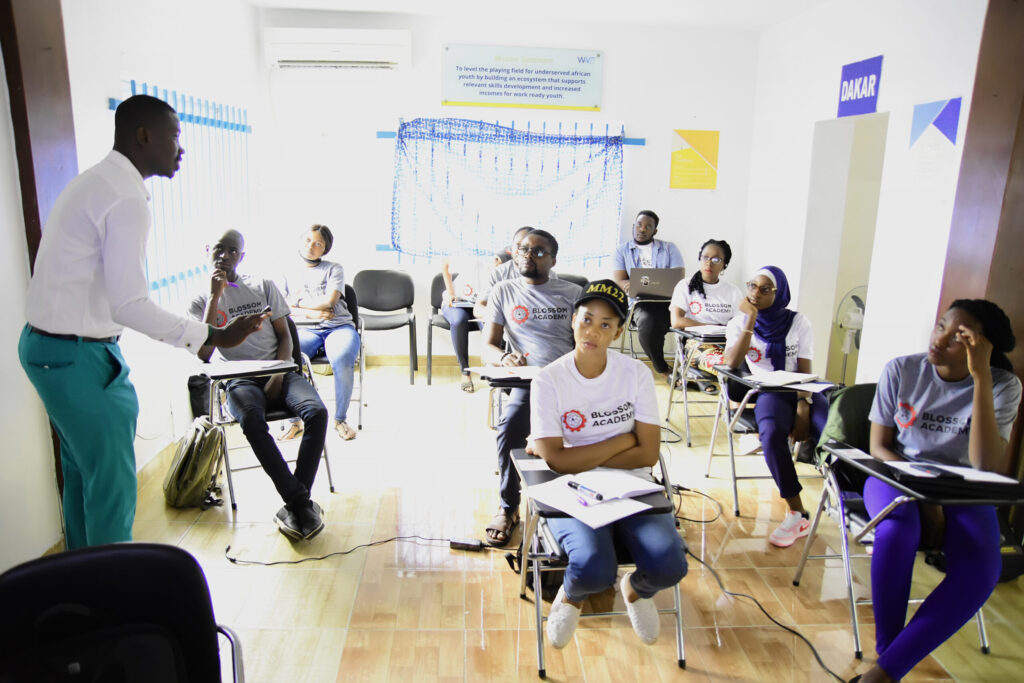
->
xmin=629 ymin=267 xmax=684 ymax=299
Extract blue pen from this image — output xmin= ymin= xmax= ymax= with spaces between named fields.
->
xmin=567 ymin=480 xmax=604 ymax=501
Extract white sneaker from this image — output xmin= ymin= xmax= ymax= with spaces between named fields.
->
xmin=620 ymin=572 xmax=660 ymax=645
xmin=546 ymin=585 xmax=581 ymax=649
xmin=769 ymin=510 xmax=811 ymax=547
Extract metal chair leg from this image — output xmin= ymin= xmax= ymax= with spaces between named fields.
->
xmin=977 ymin=608 xmax=990 ymax=654
xmin=426 ymin=324 xmax=433 ymax=385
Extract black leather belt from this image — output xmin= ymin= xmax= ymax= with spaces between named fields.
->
xmin=28 ymin=325 xmax=119 ymax=344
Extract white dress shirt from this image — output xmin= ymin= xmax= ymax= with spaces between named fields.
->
xmin=25 ymin=151 xmax=208 ymax=352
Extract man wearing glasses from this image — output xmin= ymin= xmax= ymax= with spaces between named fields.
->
xmin=480 ymin=229 xmax=582 ymax=546
xmin=611 ymin=210 xmax=684 ymax=380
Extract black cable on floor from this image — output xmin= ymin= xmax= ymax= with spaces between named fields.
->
xmin=686 ymin=549 xmax=846 ymax=683
xmin=671 ymin=484 xmax=723 ymax=524
xmin=223 ymin=535 xmax=450 ymax=566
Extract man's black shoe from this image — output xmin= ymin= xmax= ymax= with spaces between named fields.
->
xmin=294 ymin=500 xmax=325 ymax=541
xmin=275 ymin=505 xmax=303 ymax=540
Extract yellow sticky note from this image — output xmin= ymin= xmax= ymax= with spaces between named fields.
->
xmin=670 ymin=130 xmax=719 ymax=189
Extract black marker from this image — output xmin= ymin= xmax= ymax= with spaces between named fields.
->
xmin=567 ymin=480 xmax=603 ymax=501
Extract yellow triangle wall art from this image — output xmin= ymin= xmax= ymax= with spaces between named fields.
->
xmin=670 ymin=129 xmax=719 ymax=189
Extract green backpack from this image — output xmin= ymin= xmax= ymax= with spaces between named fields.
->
xmin=162 ymin=416 xmax=225 ymax=509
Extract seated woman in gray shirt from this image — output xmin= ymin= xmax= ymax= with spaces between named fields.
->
xmin=857 ymin=299 xmax=1021 ymax=683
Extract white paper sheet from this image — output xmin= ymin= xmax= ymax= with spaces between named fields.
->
xmin=888 ymin=460 xmax=1019 ymax=484
xmin=526 ymin=476 xmax=651 ymax=529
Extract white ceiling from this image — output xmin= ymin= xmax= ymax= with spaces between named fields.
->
xmin=247 ymin=0 xmax=829 ymax=31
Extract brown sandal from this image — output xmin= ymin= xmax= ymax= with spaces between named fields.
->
xmin=485 ymin=509 xmax=519 ymax=547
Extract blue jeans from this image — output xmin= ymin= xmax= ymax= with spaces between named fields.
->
xmin=546 ymin=511 xmax=688 ymax=603
xmin=297 ymin=324 xmax=359 ymax=422
xmin=496 ymin=387 xmax=531 ymax=512
xmin=440 ymin=304 xmax=482 ymax=372
xmin=225 ymin=372 xmax=327 ymax=506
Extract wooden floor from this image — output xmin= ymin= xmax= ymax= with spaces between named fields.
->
xmin=129 ymin=361 xmax=1024 ymax=682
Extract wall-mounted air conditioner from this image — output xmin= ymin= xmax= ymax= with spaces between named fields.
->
xmin=263 ymin=27 xmax=411 ymax=70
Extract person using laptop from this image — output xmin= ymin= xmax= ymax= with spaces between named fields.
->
xmin=721 ymin=265 xmax=828 ymax=548
xmin=611 ymin=210 xmax=684 ymax=380
xmin=528 ymin=279 xmax=687 ymax=649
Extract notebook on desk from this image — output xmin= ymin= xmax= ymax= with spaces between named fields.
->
xmin=629 ymin=268 xmax=684 ymax=299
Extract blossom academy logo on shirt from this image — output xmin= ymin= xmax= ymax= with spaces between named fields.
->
xmin=215 ymin=310 xmax=228 ymax=327
xmin=562 ymin=409 xmax=586 ymax=432
xmin=461 ymin=283 xmax=475 ymax=298
xmin=689 ymin=300 xmax=702 ymax=316
xmin=895 ymin=401 xmax=917 ymax=428
xmin=511 ymin=305 xmax=529 ymax=325
xmin=746 ymin=347 xmax=762 ymax=363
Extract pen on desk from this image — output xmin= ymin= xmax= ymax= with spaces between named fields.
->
xmin=567 ymin=480 xmax=604 ymax=501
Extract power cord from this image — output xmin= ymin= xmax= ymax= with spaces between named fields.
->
xmin=671 ymin=484 xmax=723 ymax=524
xmin=224 ymin=535 xmax=450 ymax=566
xmin=673 ymin=484 xmax=846 ymax=683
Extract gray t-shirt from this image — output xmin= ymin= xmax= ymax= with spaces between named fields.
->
xmin=280 ymin=260 xmax=353 ymax=330
xmin=189 ymin=274 xmax=290 ymax=362
xmin=487 ymin=277 xmax=581 ymax=367
xmin=869 ymin=352 xmax=1022 ymax=466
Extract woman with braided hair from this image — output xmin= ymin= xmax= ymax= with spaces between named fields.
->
xmin=854 ymin=299 xmax=1022 ymax=683
xmin=668 ymin=239 xmax=742 ymax=392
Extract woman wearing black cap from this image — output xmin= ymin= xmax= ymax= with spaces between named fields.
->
xmin=529 ymin=279 xmax=687 ymax=650
xmin=280 ymin=224 xmax=360 ymax=441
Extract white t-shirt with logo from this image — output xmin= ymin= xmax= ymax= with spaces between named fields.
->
xmin=725 ymin=312 xmax=813 ymax=372
xmin=635 ymin=242 xmax=654 ymax=268
xmin=531 ymin=349 xmax=659 ymax=479
xmin=487 ymin=277 xmax=582 ymax=367
xmin=868 ymin=352 xmax=1022 ymax=466
xmin=670 ymin=279 xmax=743 ymax=325
xmin=450 ymin=258 xmax=492 ymax=303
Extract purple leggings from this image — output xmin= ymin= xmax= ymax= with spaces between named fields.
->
xmin=864 ymin=477 xmax=1001 ymax=679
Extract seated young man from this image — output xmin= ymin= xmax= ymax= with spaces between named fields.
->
xmin=189 ymin=229 xmax=328 ymax=541
xmin=611 ymin=209 xmax=685 ymax=380
xmin=481 ymin=228 xmax=582 ymax=546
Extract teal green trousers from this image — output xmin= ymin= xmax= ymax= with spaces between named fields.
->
xmin=18 ymin=324 xmax=140 ymax=549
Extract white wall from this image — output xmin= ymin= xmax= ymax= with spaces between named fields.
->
xmin=0 ymin=52 xmax=64 ymax=571
xmin=255 ymin=9 xmax=760 ymax=357
xmin=744 ymin=0 xmax=988 ymax=383
xmin=60 ymin=0 xmax=271 ymax=468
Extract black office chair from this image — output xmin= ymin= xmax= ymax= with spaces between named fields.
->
xmin=302 ymin=284 xmax=364 ymax=430
xmin=353 ymin=269 xmax=417 ymax=385
xmin=555 ymin=272 xmax=588 ymax=288
xmin=193 ymin=317 xmax=336 ymax=510
xmin=0 ymin=543 xmax=243 ymax=682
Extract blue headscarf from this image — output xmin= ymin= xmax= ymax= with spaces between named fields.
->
xmin=752 ymin=266 xmax=797 ymax=371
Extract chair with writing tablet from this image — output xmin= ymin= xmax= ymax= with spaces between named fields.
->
xmin=708 ymin=365 xmax=824 ymax=517
xmin=791 ymin=383 xmax=1024 ymax=659
xmin=192 ymin=317 xmax=335 ymax=510
xmin=511 ymin=449 xmax=685 ymax=678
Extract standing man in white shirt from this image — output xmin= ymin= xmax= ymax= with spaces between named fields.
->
xmin=18 ymin=95 xmax=267 ymax=549
xmin=611 ymin=210 xmax=684 ymax=380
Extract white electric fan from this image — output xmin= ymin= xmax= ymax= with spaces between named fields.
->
xmin=835 ymin=286 xmax=867 ymax=385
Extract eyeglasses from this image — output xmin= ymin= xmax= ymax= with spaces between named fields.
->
xmin=700 ymin=256 xmax=724 ymax=265
xmin=746 ymin=282 xmax=777 ymax=295
xmin=516 ymin=245 xmax=549 ymax=258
